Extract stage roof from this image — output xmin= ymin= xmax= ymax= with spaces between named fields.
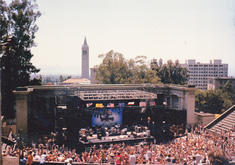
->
xmin=76 ymin=89 xmax=157 ymax=101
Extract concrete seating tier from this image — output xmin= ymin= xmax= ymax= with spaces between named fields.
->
xmin=205 ymin=105 xmax=235 ymax=135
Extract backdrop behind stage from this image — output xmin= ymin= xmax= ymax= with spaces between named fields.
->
xmin=92 ymin=108 xmax=123 ymax=126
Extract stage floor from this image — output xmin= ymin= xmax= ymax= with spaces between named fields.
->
xmin=80 ymin=134 xmax=154 ymax=147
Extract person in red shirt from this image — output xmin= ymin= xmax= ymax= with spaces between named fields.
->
xmin=116 ymin=152 xmax=122 ymax=165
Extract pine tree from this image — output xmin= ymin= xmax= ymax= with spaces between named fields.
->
xmin=0 ymin=0 xmax=41 ymax=118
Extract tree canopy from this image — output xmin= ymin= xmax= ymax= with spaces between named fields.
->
xmin=151 ymin=58 xmax=189 ymax=85
xmin=94 ymin=50 xmax=190 ymax=85
xmin=95 ymin=50 xmax=131 ymax=84
xmin=94 ymin=50 xmax=161 ymax=84
xmin=195 ymin=80 xmax=235 ymax=114
xmin=0 ymin=0 xmax=41 ymax=118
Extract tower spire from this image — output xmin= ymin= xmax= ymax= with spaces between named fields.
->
xmin=84 ymin=36 xmax=87 ymax=46
xmin=82 ymin=36 xmax=89 ymax=79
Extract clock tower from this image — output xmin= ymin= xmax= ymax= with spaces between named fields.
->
xmin=82 ymin=37 xmax=89 ymax=79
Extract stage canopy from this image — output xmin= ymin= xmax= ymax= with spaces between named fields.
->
xmin=76 ymin=90 xmax=157 ymax=101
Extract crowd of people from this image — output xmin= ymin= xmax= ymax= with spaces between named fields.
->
xmin=2 ymin=124 xmax=235 ymax=165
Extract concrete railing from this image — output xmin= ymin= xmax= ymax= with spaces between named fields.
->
xmin=2 ymin=156 xmax=19 ymax=165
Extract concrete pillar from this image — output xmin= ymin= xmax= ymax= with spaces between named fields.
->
xmin=182 ymin=96 xmax=185 ymax=110
xmin=178 ymin=97 xmax=182 ymax=110
xmin=170 ymin=95 xmax=173 ymax=109
xmin=178 ymin=96 xmax=185 ymax=110
xmin=185 ymin=88 xmax=196 ymax=126
xmin=14 ymin=90 xmax=31 ymax=136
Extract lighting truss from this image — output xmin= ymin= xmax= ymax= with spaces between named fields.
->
xmin=76 ymin=90 xmax=157 ymax=101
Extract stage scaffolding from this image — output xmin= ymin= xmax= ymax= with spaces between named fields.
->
xmin=75 ymin=90 xmax=157 ymax=101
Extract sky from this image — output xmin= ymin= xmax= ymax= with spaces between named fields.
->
xmin=14 ymin=0 xmax=235 ymax=76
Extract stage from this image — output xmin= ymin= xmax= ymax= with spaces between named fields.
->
xmin=79 ymin=133 xmax=154 ymax=148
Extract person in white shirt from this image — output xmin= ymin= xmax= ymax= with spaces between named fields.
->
xmin=195 ymin=154 xmax=202 ymax=164
xmin=40 ymin=152 xmax=47 ymax=164
xmin=129 ymin=151 xmax=136 ymax=165
xmin=34 ymin=153 xmax=40 ymax=161
xmin=145 ymin=150 xmax=152 ymax=161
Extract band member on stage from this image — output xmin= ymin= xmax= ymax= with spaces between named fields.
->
xmin=147 ymin=117 xmax=152 ymax=126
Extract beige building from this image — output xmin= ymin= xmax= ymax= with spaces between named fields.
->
xmin=181 ymin=59 xmax=228 ymax=90
xmin=195 ymin=112 xmax=215 ymax=126
xmin=207 ymin=77 xmax=235 ymax=90
xmin=62 ymin=78 xmax=91 ymax=85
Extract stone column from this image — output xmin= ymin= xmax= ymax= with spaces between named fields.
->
xmin=169 ymin=95 xmax=173 ymax=109
xmin=14 ymin=90 xmax=31 ymax=136
xmin=178 ymin=96 xmax=185 ymax=110
xmin=185 ymin=88 xmax=196 ymax=126
xmin=178 ymin=97 xmax=182 ymax=110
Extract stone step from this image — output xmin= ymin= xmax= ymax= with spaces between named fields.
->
xmin=215 ymin=123 xmax=231 ymax=129
xmin=217 ymin=120 xmax=234 ymax=127
xmin=206 ymin=105 xmax=235 ymax=134
xmin=211 ymin=126 xmax=227 ymax=133
xmin=212 ymin=124 xmax=231 ymax=132
xmin=227 ymin=113 xmax=235 ymax=118
xmin=223 ymin=116 xmax=235 ymax=122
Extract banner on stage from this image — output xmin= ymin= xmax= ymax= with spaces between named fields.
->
xmin=118 ymin=103 xmax=125 ymax=107
xmin=96 ymin=103 xmax=104 ymax=108
xmin=107 ymin=103 xmax=114 ymax=107
xmin=149 ymin=101 xmax=156 ymax=106
xmin=128 ymin=102 xmax=135 ymax=106
xmin=86 ymin=103 xmax=93 ymax=107
xmin=139 ymin=102 xmax=146 ymax=107
xmin=92 ymin=108 xmax=123 ymax=126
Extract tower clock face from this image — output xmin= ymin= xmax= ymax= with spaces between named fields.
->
xmin=83 ymin=51 xmax=87 ymax=55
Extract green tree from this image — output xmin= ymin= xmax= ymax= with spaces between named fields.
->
xmin=95 ymin=50 xmax=131 ymax=84
xmin=129 ymin=56 xmax=160 ymax=84
xmin=195 ymin=89 xmax=224 ymax=114
xmin=59 ymin=75 xmax=71 ymax=83
xmin=171 ymin=60 xmax=189 ymax=84
xmin=195 ymin=83 xmax=235 ymax=114
xmin=59 ymin=75 xmax=64 ymax=83
xmin=195 ymin=89 xmax=207 ymax=112
xmin=0 ymin=0 xmax=8 ymax=42
xmin=205 ymin=90 xmax=224 ymax=114
xmin=151 ymin=59 xmax=189 ymax=85
xmin=29 ymin=77 xmax=41 ymax=85
xmin=221 ymin=80 xmax=235 ymax=111
xmin=94 ymin=50 xmax=160 ymax=84
xmin=0 ymin=0 xmax=41 ymax=118
xmin=222 ymin=80 xmax=235 ymax=98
